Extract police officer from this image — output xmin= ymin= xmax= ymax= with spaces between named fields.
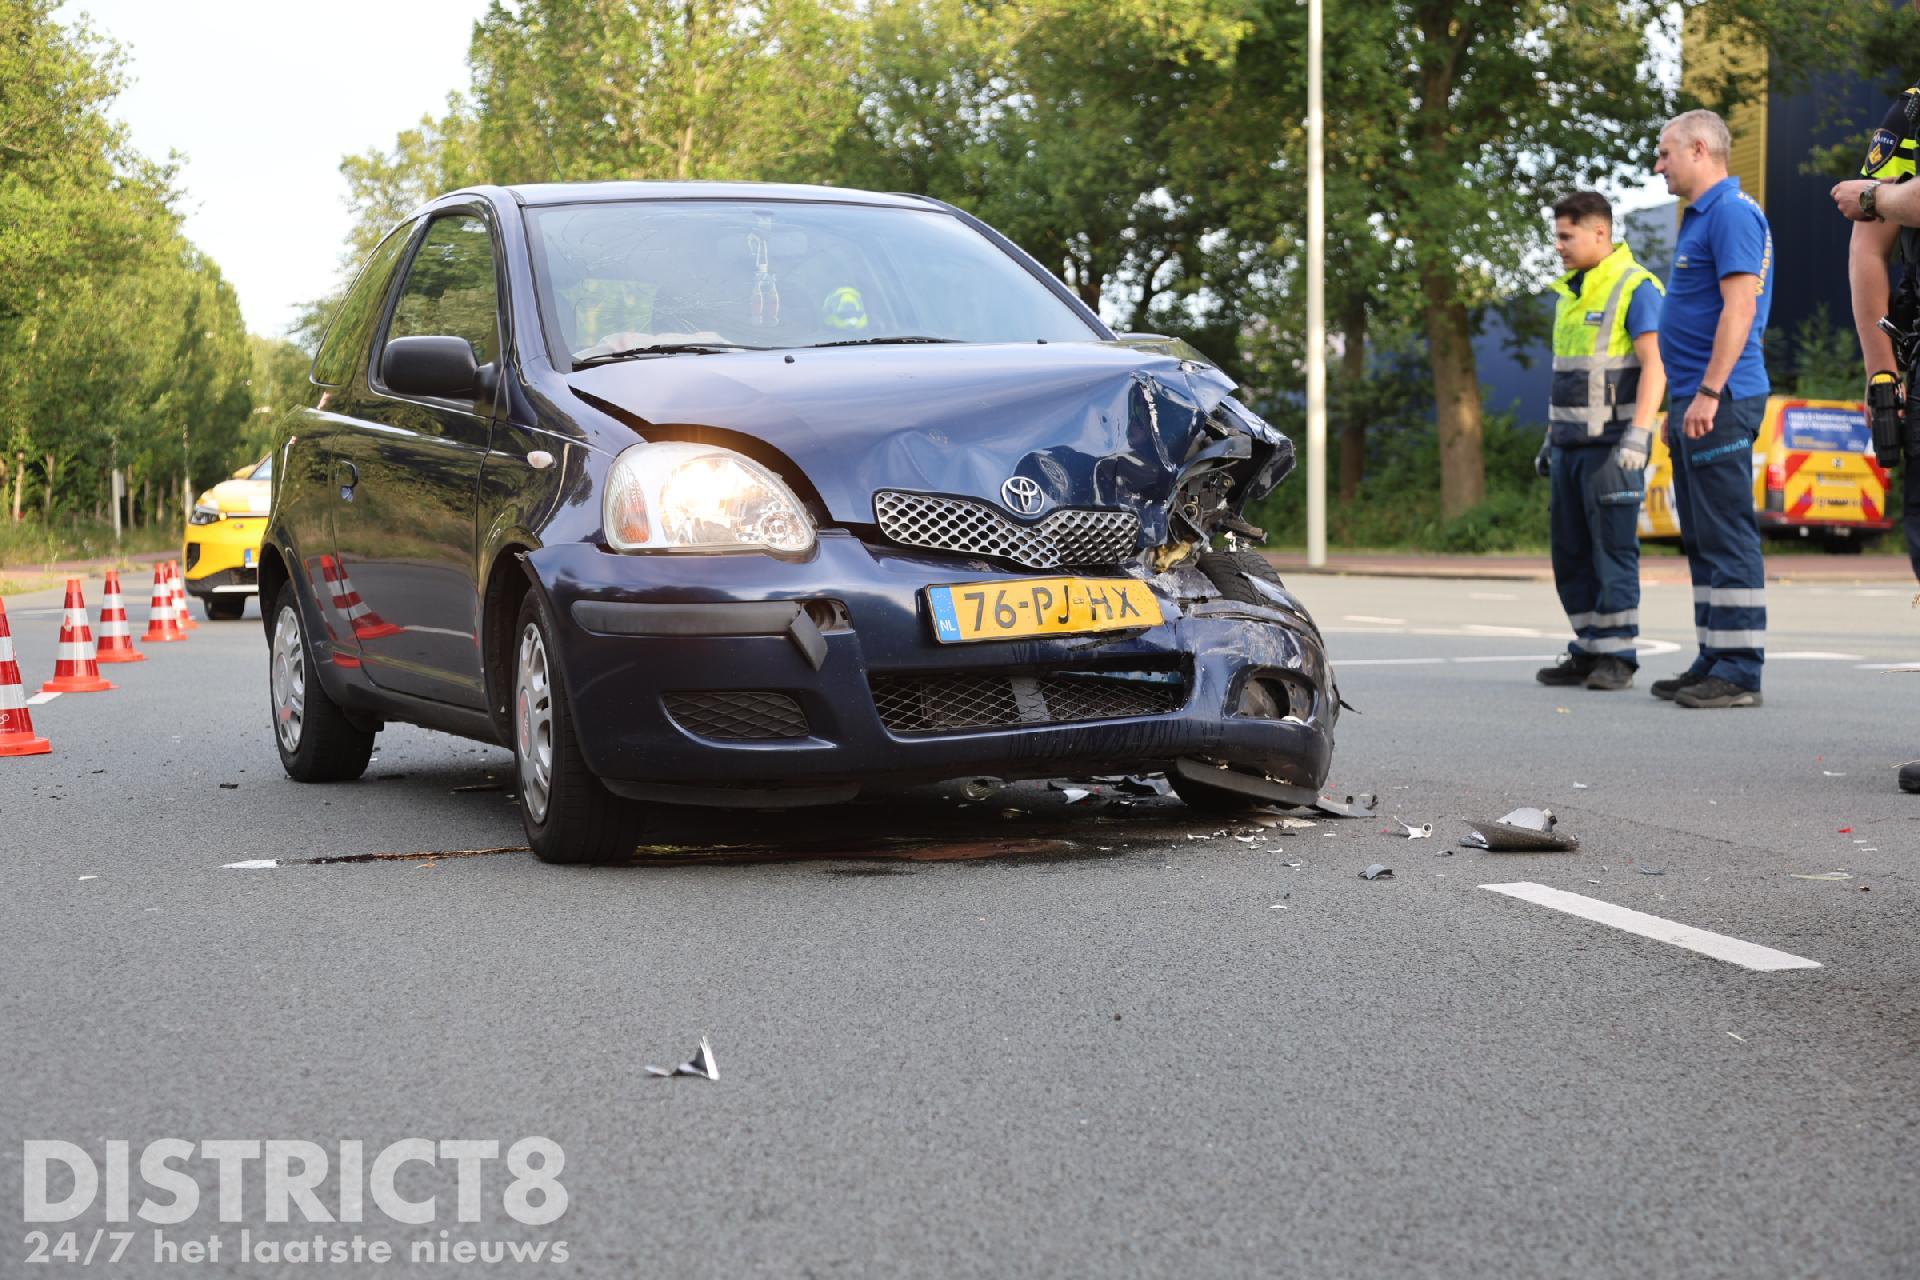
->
xmin=1832 ymin=80 xmax=1920 ymax=789
xmin=1649 ymin=109 xmax=1774 ymax=709
xmin=1534 ymin=192 xmax=1666 ymax=691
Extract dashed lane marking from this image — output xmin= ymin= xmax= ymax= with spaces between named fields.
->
xmin=1342 ymin=614 xmax=1406 ymax=625
xmin=1481 ymin=882 xmax=1822 ymax=972
xmin=1769 ymin=651 xmax=1864 ymax=661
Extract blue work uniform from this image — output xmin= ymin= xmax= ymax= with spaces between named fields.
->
xmin=1658 ymin=176 xmax=1773 ymax=692
xmin=1547 ymin=244 xmax=1664 ymax=668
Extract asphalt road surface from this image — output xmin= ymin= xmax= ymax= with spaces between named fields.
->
xmin=4 ymin=570 xmax=1918 ymax=1278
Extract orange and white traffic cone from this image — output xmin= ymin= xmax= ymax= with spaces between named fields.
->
xmin=42 ymin=579 xmax=115 ymax=693
xmin=142 ymin=564 xmax=186 ymax=643
xmin=94 ymin=569 xmax=146 ymax=664
xmin=0 ymin=599 xmax=52 ymax=756
xmin=170 ymin=561 xmax=199 ymax=632
xmin=323 ymin=554 xmax=401 ymax=640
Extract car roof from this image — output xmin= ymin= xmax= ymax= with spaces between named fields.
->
xmin=496 ymin=181 xmax=940 ymax=210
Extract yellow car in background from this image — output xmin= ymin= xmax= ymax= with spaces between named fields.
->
xmin=183 ymin=455 xmax=272 ymax=619
xmin=1639 ymin=397 xmax=1893 ymax=552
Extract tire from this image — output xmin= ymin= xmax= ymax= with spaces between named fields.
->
xmin=511 ymin=590 xmax=645 ymax=864
xmin=269 ymin=581 xmax=375 ymax=783
xmin=1196 ymin=550 xmax=1286 ymax=604
xmin=204 ymin=594 xmax=246 ymax=621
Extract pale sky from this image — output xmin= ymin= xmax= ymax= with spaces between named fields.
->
xmin=56 ymin=0 xmax=492 ymax=338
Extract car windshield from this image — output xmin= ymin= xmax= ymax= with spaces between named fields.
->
xmin=524 ymin=199 xmax=1102 ymax=365
xmin=248 ymin=457 xmax=273 ymax=481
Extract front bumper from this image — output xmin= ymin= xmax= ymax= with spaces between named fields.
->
xmin=527 ymin=533 xmax=1336 ymax=806
xmin=183 ymin=517 xmax=266 ymax=590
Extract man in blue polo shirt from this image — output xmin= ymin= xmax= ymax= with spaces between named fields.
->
xmin=1651 ymin=109 xmax=1774 ymax=709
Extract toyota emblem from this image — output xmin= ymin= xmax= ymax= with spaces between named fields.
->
xmin=1001 ymin=476 xmax=1045 ymax=515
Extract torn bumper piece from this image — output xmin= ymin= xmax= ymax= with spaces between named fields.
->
xmin=526 ymin=537 xmax=1335 ymax=807
xmin=1462 ymin=807 xmax=1579 ymax=852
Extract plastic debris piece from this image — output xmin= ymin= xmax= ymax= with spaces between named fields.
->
xmin=1572 ymin=782 xmax=1590 ymax=790
xmin=1060 ymin=788 xmax=1091 ymax=804
xmin=1838 ymin=827 xmax=1853 ymax=834
xmin=1282 ymin=859 xmax=1303 ymax=868
xmin=1118 ymin=774 xmax=1173 ymax=797
xmin=1462 ymin=806 xmax=1578 ymax=852
xmin=1727 ymin=1032 xmax=1747 ymax=1044
xmin=1790 ymin=871 xmax=1854 ymax=881
xmin=1822 ymin=770 xmax=1846 ymax=777
xmin=964 ymin=778 xmax=1004 ymax=800
xmin=223 ymin=859 xmax=279 ymax=870
xmin=1636 ymin=867 xmax=1665 ymax=876
xmin=77 ymin=875 xmax=97 ymax=881
xmin=1360 ymin=863 xmax=1393 ymax=880
xmin=676 ymin=1037 xmax=718 ymax=1080
xmin=1555 ymin=707 xmax=1570 ymax=714
xmin=1391 ymin=818 xmax=1433 ymax=840
xmin=218 ymin=782 xmax=239 ymax=790
xmin=1313 ymin=792 xmax=1377 ymax=818
xmin=1234 ymin=835 xmax=1257 ymax=843
xmin=1268 ymin=903 xmax=1289 ymax=910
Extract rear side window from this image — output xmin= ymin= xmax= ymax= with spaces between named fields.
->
xmin=386 ymin=214 xmax=501 ymax=367
xmin=311 ymin=224 xmax=416 ymax=387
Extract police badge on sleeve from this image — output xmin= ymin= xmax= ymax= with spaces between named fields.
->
xmin=1866 ymin=128 xmax=1899 ymax=175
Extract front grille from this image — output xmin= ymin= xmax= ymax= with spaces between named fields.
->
xmin=871 ymin=670 xmax=1185 ymax=734
xmin=664 ymin=691 xmax=809 ymax=740
xmin=873 ymin=491 xmax=1139 ymax=569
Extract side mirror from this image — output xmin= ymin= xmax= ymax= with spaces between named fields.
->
xmin=383 ymin=335 xmax=495 ymax=400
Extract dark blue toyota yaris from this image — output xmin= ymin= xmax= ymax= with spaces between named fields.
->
xmin=262 ymin=182 xmax=1339 ymax=863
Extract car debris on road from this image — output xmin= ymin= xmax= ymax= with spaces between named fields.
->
xmin=1460 ymin=807 xmax=1578 ymax=852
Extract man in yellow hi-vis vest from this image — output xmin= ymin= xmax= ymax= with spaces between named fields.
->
xmin=1535 ymin=191 xmax=1667 ymax=692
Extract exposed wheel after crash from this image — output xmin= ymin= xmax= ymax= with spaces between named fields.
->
xmin=258 ymin=182 xmax=1340 ymax=862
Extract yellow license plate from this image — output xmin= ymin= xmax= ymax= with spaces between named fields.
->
xmin=926 ymin=577 xmax=1162 ymax=644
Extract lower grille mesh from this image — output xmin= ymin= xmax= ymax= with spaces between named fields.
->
xmin=871 ymin=671 xmax=1185 ymax=734
xmin=665 ymin=691 xmax=809 ymax=740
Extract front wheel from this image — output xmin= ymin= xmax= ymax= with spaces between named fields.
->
xmin=270 ymin=582 xmax=374 ymax=782
xmin=512 ymin=591 xmax=645 ymax=864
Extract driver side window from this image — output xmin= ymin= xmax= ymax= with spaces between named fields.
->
xmin=387 ymin=214 xmax=501 ymax=368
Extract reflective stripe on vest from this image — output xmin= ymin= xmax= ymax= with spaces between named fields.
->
xmin=1550 ymin=244 xmax=1659 ymax=440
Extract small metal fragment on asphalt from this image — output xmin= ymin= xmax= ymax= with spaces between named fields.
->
xmin=1572 ymin=782 xmax=1589 ymax=789
xmin=1118 ymin=775 xmax=1173 ymax=797
xmin=218 ymin=782 xmax=239 ymax=790
xmin=675 ymin=1038 xmax=719 ymax=1081
xmin=1822 ymin=771 xmax=1847 ymax=777
xmin=1637 ymin=867 xmax=1665 ymax=876
xmin=1391 ymin=818 xmax=1433 ymax=839
xmin=1234 ymin=835 xmax=1257 ymax=843
xmin=1790 ymin=871 xmax=1854 ymax=881
xmin=1727 ymin=1032 xmax=1747 ymax=1044
xmin=223 ymin=859 xmax=279 ymax=870
xmin=78 ymin=875 xmax=97 ymax=881
xmin=1462 ymin=806 xmax=1578 ymax=852
xmin=1060 ymin=788 xmax=1091 ymax=803
xmin=1360 ymin=863 xmax=1392 ymax=880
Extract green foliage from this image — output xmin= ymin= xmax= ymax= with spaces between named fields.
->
xmin=0 ymin=0 xmax=257 ymax=542
xmin=1772 ymin=304 xmax=1866 ymax=401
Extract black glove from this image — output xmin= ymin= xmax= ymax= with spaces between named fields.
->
xmin=1534 ymin=432 xmax=1552 ymax=479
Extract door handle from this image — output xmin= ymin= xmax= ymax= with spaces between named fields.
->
xmin=334 ymin=461 xmax=358 ymax=501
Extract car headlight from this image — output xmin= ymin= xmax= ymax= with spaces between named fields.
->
xmin=188 ymin=501 xmax=223 ymax=526
xmin=603 ymin=442 xmax=814 ymax=554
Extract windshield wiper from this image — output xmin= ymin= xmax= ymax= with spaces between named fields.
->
xmin=573 ymin=342 xmax=763 ymax=369
xmin=806 ymin=335 xmax=962 ymax=349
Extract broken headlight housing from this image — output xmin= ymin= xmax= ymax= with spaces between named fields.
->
xmin=603 ymin=442 xmax=814 ymax=554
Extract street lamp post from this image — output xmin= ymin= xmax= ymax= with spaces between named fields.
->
xmin=1305 ymin=0 xmax=1327 ymax=568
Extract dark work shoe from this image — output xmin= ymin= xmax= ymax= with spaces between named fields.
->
xmin=1536 ymin=654 xmax=1596 ymax=686
xmin=1583 ymin=656 xmax=1634 ymax=691
xmin=1674 ymin=677 xmax=1762 ymax=709
xmin=1650 ymin=671 xmax=1708 ymax=701
xmin=1900 ymin=762 xmax=1920 ymax=794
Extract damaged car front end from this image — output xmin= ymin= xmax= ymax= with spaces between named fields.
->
xmin=262 ymin=182 xmax=1338 ymax=862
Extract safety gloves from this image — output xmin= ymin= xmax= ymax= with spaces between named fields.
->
xmin=1534 ymin=431 xmax=1552 ymax=478
xmin=1611 ymin=426 xmax=1652 ymax=472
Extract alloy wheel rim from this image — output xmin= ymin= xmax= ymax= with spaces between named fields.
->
xmin=515 ymin=623 xmax=554 ymax=824
xmin=271 ymin=605 xmax=306 ymax=753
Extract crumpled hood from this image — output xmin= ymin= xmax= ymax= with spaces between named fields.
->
xmin=567 ymin=341 xmax=1286 ymax=546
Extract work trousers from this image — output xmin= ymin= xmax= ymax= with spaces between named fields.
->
xmin=1669 ymin=394 xmax=1767 ymax=690
xmin=1549 ymin=442 xmax=1643 ymax=667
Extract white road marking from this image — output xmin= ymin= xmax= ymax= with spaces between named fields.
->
xmin=1856 ymin=663 xmax=1920 ymax=672
xmin=1343 ymin=614 xmax=1406 ymax=625
xmin=1337 ymin=657 xmax=1447 ymax=666
xmin=1449 ymin=653 xmax=1561 ymax=663
xmin=1462 ymin=624 xmax=1547 ymax=637
xmin=1769 ymin=651 xmax=1863 ymax=661
xmin=25 ymin=691 xmax=59 ymax=706
xmin=1481 ymin=882 xmax=1822 ymax=971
